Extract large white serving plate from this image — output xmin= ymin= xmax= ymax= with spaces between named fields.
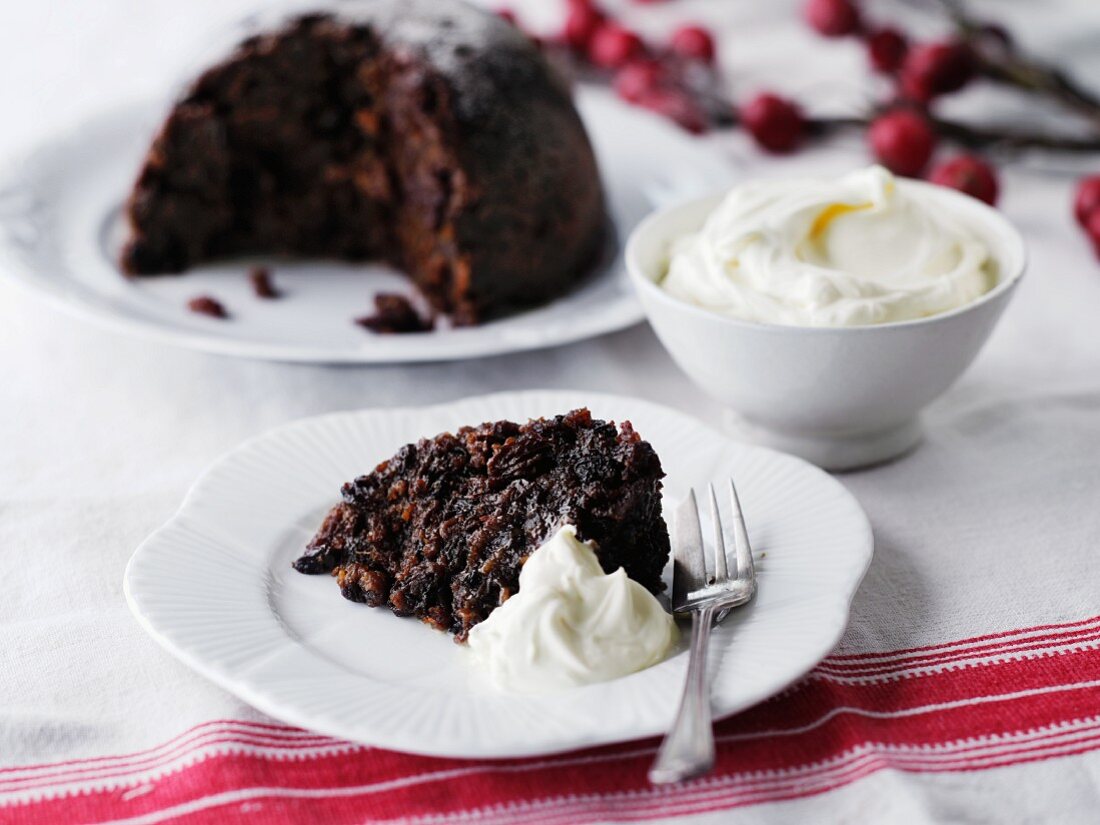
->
xmin=124 ymin=390 xmax=873 ymax=758
xmin=0 ymin=88 xmax=736 ymax=363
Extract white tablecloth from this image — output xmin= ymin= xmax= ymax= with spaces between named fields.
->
xmin=4 ymin=1 xmax=1100 ymax=822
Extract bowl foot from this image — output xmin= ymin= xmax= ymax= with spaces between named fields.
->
xmin=722 ymin=413 xmax=923 ymax=471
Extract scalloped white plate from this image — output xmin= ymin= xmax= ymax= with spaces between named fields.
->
xmin=0 ymin=88 xmax=736 ymax=363
xmin=124 ymin=390 xmax=872 ymax=758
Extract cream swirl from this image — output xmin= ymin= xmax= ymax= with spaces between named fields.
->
xmin=466 ymin=525 xmax=677 ymax=693
xmin=661 ymin=166 xmax=998 ymax=326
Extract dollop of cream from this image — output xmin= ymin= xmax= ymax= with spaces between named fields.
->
xmin=467 ymin=525 xmax=677 ymax=693
xmin=661 ymin=165 xmax=998 ymax=326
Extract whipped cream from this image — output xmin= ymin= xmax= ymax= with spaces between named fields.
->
xmin=661 ymin=165 xmax=998 ymax=327
xmin=466 ymin=525 xmax=677 ymax=693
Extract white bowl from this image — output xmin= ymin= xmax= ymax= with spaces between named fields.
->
xmin=626 ymin=180 xmax=1026 ymax=470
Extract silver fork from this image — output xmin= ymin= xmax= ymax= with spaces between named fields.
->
xmin=648 ymin=479 xmax=756 ymax=785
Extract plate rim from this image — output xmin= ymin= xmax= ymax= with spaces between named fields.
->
xmin=0 ymin=90 xmax=668 ymax=364
xmin=123 ymin=389 xmax=874 ymax=759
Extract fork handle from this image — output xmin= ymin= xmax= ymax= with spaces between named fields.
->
xmin=648 ymin=604 xmax=717 ymax=784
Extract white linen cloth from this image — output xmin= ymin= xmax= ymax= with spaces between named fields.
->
xmin=3 ymin=0 xmax=1100 ymax=822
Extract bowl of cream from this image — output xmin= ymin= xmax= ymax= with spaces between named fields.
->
xmin=626 ymin=165 xmax=1026 ymax=469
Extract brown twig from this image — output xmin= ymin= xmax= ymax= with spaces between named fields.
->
xmin=806 ymin=113 xmax=1100 ymax=153
xmin=975 ymin=58 xmax=1100 ymax=133
xmin=932 ymin=0 xmax=1100 ymax=131
xmin=926 ymin=115 xmax=1100 ymax=153
xmin=712 ymin=108 xmax=1100 ymax=154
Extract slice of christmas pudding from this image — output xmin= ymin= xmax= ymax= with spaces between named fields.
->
xmin=293 ymin=408 xmax=670 ymax=641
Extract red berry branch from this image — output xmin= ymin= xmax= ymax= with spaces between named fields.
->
xmin=498 ymin=0 xmax=1100 ymax=251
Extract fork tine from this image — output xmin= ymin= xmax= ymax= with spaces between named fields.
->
xmin=729 ymin=478 xmax=754 ymax=585
xmin=707 ymin=483 xmax=729 ymax=584
xmin=672 ymin=489 xmax=709 ymax=611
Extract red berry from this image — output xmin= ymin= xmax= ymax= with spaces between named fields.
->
xmin=803 ymin=0 xmax=862 ymax=38
xmin=614 ymin=59 xmax=665 ymax=103
xmin=898 ymin=73 xmax=934 ymax=104
xmin=669 ymin=25 xmax=716 ymax=63
xmin=588 ymin=23 xmax=644 ymax=69
xmin=637 ymin=89 xmax=707 ymax=134
xmin=867 ymin=109 xmax=937 ymax=177
xmin=740 ymin=93 xmax=806 ymax=153
xmin=1086 ymin=210 xmax=1100 ymax=258
xmin=563 ymin=2 xmax=603 ymax=51
xmin=867 ymin=27 xmax=907 ymax=74
xmin=1073 ymin=176 xmax=1100 ymax=226
xmin=929 ymin=154 xmax=999 ymax=206
xmin=899 ymin=41 xmax=974 ymax=101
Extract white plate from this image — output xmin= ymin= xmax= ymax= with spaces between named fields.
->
xmin=0 ymin=88 xmax=736 ymax=363
xmin=124 ymin=390 xmax=873 ymax=758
